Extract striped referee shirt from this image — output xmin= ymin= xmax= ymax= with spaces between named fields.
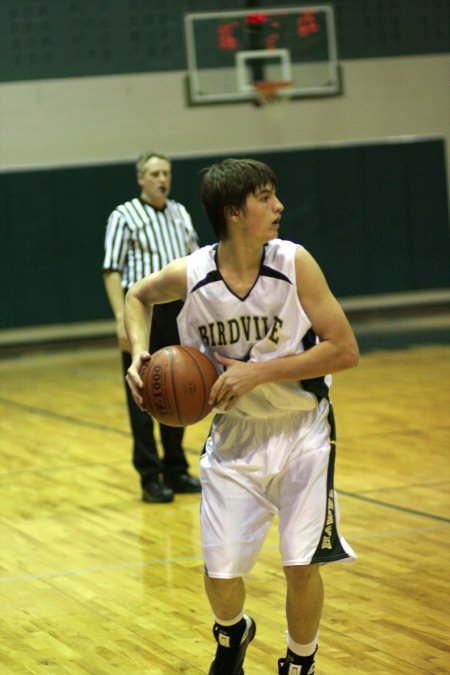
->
xmin=103 ymin=197 xmax=199 ymax=289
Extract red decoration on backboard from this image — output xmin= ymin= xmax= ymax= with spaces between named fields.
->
xmin=298 ymin=12 xmax=320 ymax=38
xmin=217 ymin=22 xmax=240 ymax=50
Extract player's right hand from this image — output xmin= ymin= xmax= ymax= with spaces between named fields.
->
xmin=126 ymin=352 xmax=150 ymax=410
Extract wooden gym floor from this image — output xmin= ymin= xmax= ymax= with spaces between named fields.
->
xmin=0 ymin=334 xmax=449 ymax=673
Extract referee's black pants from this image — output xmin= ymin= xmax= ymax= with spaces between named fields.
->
xmin=121 ymin=301 xmax=189 ymax=488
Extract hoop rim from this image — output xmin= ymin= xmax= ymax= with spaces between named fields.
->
xmin=253 ymin=79 xmax=294 ymax=92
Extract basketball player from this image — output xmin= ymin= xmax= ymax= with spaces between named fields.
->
xmin=103 ymin=151 xmax=201 ymax=503
xmin=124 ymin=158 xmax=359 ymax=673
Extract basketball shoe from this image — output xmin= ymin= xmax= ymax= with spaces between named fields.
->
xmin=208 ymin=615 xmax=256 ymax=675
xmin=278 ymin=647 xmax=317 ymax=674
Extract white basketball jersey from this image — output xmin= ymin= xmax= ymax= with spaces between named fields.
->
xmin=177 ymin=239 xmax=331 ymax=417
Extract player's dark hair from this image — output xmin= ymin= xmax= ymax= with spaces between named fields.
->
xmin=201 ymin=158 xmax=278 ymax=240
xmin=136 ymin=151 xmax=171 ymax=174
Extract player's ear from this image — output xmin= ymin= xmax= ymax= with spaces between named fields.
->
xmin=137 ymin=172 xmax=144 ymax=186
xmin=224 ymin=205 xmax=240 ymax=222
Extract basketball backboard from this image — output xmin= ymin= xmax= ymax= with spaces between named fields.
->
xmin=184 ymin=5 xmax=339 ymax=104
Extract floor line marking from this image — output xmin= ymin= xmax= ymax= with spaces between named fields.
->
xmin=0 ymin=396 xmax=205 ymax=460
xmin=339 ymin=489 xmax=450 ymax=523
xmin=0 ymin=555 xmax=203 ymax=583
xmin=2 ymin=522 xmax=449 ymax=584
xmin=0 ymin=396 xmax=131 ymax=436
xmin=1 ymin=399 xmax=448 ymax=524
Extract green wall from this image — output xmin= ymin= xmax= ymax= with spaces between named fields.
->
xmin=1 ymin=139 xmax=449 ymax=330
xmin=1 ymin=0 xmax=449 ymax=83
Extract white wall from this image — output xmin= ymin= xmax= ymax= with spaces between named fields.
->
xmin=1 ymin=54 xmax=449 ymax=191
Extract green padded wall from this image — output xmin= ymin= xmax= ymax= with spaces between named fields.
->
xmin=1 ymin=0 xmax=449 ymax=83
xmin=1 ymin=139 xmax=449 ymax=329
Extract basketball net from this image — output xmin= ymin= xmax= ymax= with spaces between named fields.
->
xmin=254 ymin=80 xmax=293 ymax=120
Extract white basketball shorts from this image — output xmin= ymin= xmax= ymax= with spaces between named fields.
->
xmin=200 ymin=399 xmax=356 ymax=578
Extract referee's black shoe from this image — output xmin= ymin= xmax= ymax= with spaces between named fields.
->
xmin=142 ymin=480 xmax=174 ymax=503
xmin=165 ymin=473 xmax=201 ymax=493
xmin=208 ymin=615 xmax=256 ymax=675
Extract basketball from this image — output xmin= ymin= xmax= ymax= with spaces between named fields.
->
xmin=140 ymin=346 xmax=218 ymax=427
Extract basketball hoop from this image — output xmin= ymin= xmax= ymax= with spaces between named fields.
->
xmin=254 ymin=79 xmax=294 ymax=106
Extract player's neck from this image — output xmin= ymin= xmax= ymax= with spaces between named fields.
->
xmin=217 ymin=240 xmax=263 ymax=276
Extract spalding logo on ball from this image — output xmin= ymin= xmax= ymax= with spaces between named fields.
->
xmin=140 ymin=346 xmax=218 ymax=427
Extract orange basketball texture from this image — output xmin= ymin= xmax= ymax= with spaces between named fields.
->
xmin=140 ymin=346 xmax=218 ymax=427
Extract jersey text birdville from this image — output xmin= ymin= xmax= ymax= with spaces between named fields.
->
xmin=198 ymin=315 xmax=284 ymax=347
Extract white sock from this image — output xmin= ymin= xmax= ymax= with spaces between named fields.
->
xmin=213 ymin=610 xmax=244 ymax=627
xmin=287 ymin=630 xmax=319 ymax=657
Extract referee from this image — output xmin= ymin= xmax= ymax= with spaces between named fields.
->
xmin=103 ymin=151 xmax=201 ymax=503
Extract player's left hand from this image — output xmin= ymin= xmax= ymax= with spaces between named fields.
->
xmin=209 ymin=352 xmax=262 ymax=410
